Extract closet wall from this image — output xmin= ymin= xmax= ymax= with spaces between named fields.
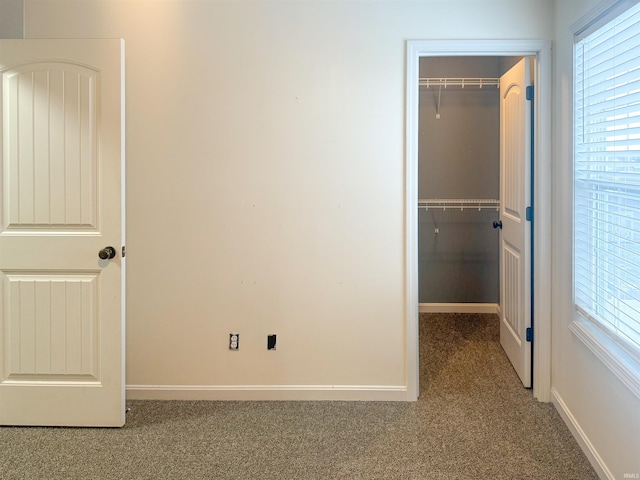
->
xmin=418 ymin=57 xmax=503 ymax=304
xmin=0 ymin=0 xmax=23 ymax=38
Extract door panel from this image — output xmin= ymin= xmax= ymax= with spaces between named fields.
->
xmin=6 ymin=274 xmax=99 ymax=378
xmin=0 ymin=39 xmax=125 ymax=426
xmin=500 ymin=57 xmax=532 ymax=388
xmin=5 ymin=62 xmax=98 ymax=229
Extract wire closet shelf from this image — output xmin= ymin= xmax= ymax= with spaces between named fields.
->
xmin=418 ymin=199 xmax=501 ymax=211
xmin=419 ymin=77 xmax=500 ymax=89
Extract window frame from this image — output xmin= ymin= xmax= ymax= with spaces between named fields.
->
xmin=571 ymin=0 xmax=640 ymax=400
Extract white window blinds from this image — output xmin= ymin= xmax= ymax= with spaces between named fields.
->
xmin=574 ymin=0 xmax=640 ymax=357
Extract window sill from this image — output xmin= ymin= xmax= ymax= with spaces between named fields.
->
xmin=570 ymin=313 xmax=640 ymax=400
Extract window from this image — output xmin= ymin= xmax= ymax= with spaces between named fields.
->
xmin=573 ymin=0 xmax=640 ymax=395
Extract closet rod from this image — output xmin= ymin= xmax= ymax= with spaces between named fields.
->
xmin=419 ymin=77 xmax=500 ymax=89
xmin=418 ymin=198 xmax=501 ymax=211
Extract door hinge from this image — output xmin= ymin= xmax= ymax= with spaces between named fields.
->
xmin=526 ymin=85 xmax=534 ymax=101
xmin=526 ymin=206 xmax=533 ymax=221
xmin=526 ymin=327 xmax=533 ymax=342
xmin=122 ymin=245 xmax=126 ymax=258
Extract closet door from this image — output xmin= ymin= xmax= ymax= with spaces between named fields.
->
xmin=499 ymin=58 xmax=532 ymax=388
xmin=0 ymin=39 xmax=125 ymax=426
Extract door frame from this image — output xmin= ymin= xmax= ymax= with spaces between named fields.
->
xmin=405 ymin=40 xmax=552 ymax=402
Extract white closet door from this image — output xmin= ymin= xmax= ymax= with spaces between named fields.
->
xmin=499 ymin=57 xmax=532 ymax=388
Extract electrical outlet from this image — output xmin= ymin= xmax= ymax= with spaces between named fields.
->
xmin=267 ymin=334 xmax=276 ymax=350
xmin=229 ymin=333 xmax=239 ymax=350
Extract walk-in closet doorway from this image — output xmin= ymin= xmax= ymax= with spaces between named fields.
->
xmin=419 ymin=54 xmax=534 ymax=388
xmin=405 ymin=40 xmax=552 ymax=403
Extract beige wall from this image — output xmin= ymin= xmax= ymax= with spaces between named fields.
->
xmin=23 ymin=0 xmax=553 ymax=398
xmin=552 ymin=1 xmax=640 ymax=477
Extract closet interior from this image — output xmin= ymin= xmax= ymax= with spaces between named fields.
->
xmin=418 ymin=56 xmax=522 ymax=306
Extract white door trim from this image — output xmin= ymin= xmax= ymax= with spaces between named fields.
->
xmin=405 ymin=39 xmax=552 ymax=402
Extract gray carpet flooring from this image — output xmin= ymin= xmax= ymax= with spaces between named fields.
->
xmin=0 ymin=313 xmax=598 ymax=479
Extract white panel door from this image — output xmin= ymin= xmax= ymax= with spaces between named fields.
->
xmin=0 ymin=39 xmax=125 ymax=426
xmin=499 ymin=58 xmax=532 ymax=388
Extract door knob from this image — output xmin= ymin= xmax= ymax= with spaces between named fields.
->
xmin=493 ymin=220 xmax=503 ymax=229
xmin=98 ymin=246 xmax=117 ymax=260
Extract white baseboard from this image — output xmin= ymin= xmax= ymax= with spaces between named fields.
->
xmin=552 ymin=388 xmax=613 ymax=480
xmin=126 ymin=384 xmax=409 ymax=401
xmin=419 ymin=303 xmax=500 ymax=314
